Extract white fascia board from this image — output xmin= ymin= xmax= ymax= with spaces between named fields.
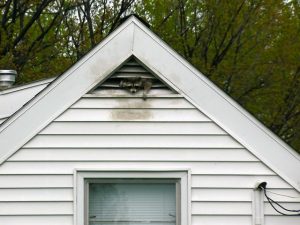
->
xmin=0 ymin=19 xmax=135 ymax=164
xmin=0 ymin=77 xmax=55 ymax=95
xmin=0 ymin=78 xmax=55 ymax=118
xmin=131 ymin=18 xmax=300 ymax=191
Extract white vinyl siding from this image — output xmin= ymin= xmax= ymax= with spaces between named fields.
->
xmin=1 ymin=95 xmax=300 ymax=225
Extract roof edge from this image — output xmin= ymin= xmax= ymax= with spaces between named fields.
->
xmin=0 ymin=77 xmax=55 ymax=95
xmin=0 ymin=17 xmax=135 ymax=164
xmin=131 ymin=16 xmax=300 ymax=159
xmin=131 ymin=18 xmax=300 ymax=191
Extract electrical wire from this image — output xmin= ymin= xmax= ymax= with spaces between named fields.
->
xmin=265 ymin=192 xmax=300 ymax=216
xmin=260 ymin=186 xmax=300 ymax=216
xmin=264 ymin=189 xmax=300 ymax=212
xmin=267 ymin=195 xmax=300 ymax=213
xmin=265 ymin=190 xmax=300 ymax=199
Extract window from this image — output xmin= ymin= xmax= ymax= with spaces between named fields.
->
xmin=75 ymin=170 xmax=190 ymax=225
xmin=88 ymin=180 xmax=177 ymax=225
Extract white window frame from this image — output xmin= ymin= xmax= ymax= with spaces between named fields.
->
xmin=74 ymin=169 xmax=191 ymax=225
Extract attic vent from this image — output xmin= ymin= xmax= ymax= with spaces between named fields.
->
xmin=90 ymin=58 xmax=176 ymax=97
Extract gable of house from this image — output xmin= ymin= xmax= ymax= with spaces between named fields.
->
xmin=1 ymin=58 xmax=299 ymax=225
xmin=0 ymin=16 xmax=299 ymax=225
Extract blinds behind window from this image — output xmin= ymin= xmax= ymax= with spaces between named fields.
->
xmin=88 ymin=182 xmax=176 ymax=225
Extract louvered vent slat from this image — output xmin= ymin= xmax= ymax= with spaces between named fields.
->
xmin=90 ymin=58 xmax=175 ymax=95
xmin=116 ymin=66 xmax=148 ymax=73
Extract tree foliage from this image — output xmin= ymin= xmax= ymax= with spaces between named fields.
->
xmin=0 ymin=0 xmax=299 ymax=153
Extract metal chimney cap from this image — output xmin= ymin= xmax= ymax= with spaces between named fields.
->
xmin=0 ymin=69 xmax=18 ymax=89
xmin=0 ymin=70 xmax=18 ymax=75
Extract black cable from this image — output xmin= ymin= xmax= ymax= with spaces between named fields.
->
xmin=263 ymin=189 xmax=300 ymax=216
xmin=260 ymin=185 xmax=300 ymax=216
xmin=265 ymin=189 xmax=300 ymax=199
xmin=267 ymin=193 xmax=300 ymax=213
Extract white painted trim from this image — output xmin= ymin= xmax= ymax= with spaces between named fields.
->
xmin=0 ymin=78 xmax=54 ymax=123
xmin=0 ymin=15 xmax=299 ymax=193
xmin=0 ymin=77 xmax=55 ymax=95
xmin=130 ymin=18 xmax=300 ymax=191
xmin=74 ymin=168 xmax=191 ymax=225
xmin=0 ymin=18 xmax=135 ymax=164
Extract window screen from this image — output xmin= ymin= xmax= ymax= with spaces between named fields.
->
xmin=88 ymin=181 xmax=176 ymax=225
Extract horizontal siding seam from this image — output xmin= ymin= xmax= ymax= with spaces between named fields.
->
xmin=6 ymin=160 xmax=260 ymax=162
xmin=35 ymin=134 xmax=230 ymax=136
xmin=0 ymin=214 xmax=74 ymax=216
xmin=0 ymin=200 xmax=73 ymax=203
xmin=20 ymin=147 xmax=246 ymax=149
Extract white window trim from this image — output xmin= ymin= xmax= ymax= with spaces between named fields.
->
xmin=74 ymin=168 xmax=191 ymax=225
